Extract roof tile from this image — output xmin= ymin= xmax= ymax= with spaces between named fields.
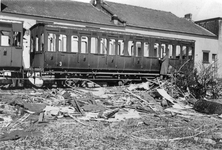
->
xmin=104 ymin=1 xmax=216 ymax=37
xmin=1 ymin=0 xmax=113 ymax=26
xmin=1 ymin=0 xmax=216 ymax=37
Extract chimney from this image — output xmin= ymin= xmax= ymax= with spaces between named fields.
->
xmin=184 ymin=13 xmax=192 ymax=21
xmin=111 ymin=14 xmax=119 ymax=25
xmin=91 ymin=0 xmax=104 ymax=8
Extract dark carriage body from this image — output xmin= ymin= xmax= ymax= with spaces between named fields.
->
xmin=0 ymin=19 xmax=23 ymax=70
xmin=30 ymin=23 xmax=195 ymax=81
xmin=0 ymin=19 xmax=23 ymax=85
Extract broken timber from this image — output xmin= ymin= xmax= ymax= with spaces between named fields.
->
xmin=123 ymin=89 xmax=156 ymax=112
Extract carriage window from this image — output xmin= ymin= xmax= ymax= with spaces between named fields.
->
xmin=109 ymin=39 xmax=116 ymax=55
xmin=36 ymin=36 xmax=39 ymax=52
xmin=91 ymin=37 xmax=98 ymax=54
xmin=161 ymin=44 xmax=166 ymax=53
xmin=188 ymin=47 xmax=193 ymax=59
xmin=59 ymin=34 xmax=67 ymax=52
xmin=136 ymin=41 xmax=142 ymax=57
xmin=176 ymin=45 xmax=181 ymax=59
xmin=48 ymin=33 xmax=56 ymax=52
xmin=81 ymin=36 xmax=88 ymax=53
xmin=100 ymin=38 xmax=107 ymax=54
xmin=182 ymin=46 xmax=187 ymax=59
xmin=154 ymin=43 xmax=159 ymax=57
xmin=161 ymin=44 xmax=166 ymax=58
xmin=40 ymin=33 xmax=44 ymax=51
xmin=30 ymin=37 xmax=33 ymax=52
xmin=144 ymin=42 xmax=149 ymax=57
xmin=128 ymin=41 xmax=134 ymax=56
xmin=118 ymin=40 xmax=124 ymax=55
xmin=71 ymin=35 xmax=78 ymax=53
xmin=168 ymin=45 xmax=173 ymax=58
xmin=12 ymin=32 xmax=21 ymax=47
xmin=1 ymin=31 xmax=10 ymax=46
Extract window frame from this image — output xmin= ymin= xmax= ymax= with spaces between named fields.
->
xmin=108 ymin=38 xmax=116 ymax=56
xmin=0 ymin=30 xmax=11 ymax=47
xmin=202 ymin=50 xmax=210 ymax=64
xmin=144 ymin=42 xmax=150 ymax=57
xmin=90 ymin=36 xmax=99 ymax=54
xmin=100 ymin=37 xmax=108 ymax=55
xmin=47 ymin=32 xmax=57 ymax=52
xmin=117 ymin=39 xmax=124 ymax=56
xmin=12 ymin=31 xmax=22 ymax=47
xmin=58 ymin=34 xmax=67 ymax=52
xmin=71 ymin=35 xmax=79 ymax=53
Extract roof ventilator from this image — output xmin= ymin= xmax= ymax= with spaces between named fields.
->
xmin=111 ymin=14 xmax=119 ymax=25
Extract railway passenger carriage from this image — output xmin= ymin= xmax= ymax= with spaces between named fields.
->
xmin=0 ymin=19 xmax=195 ymax=87
xmin=29 ymin=23 xmax=195 ymax=85
xmin=0 ymin=19 xmax=23 ymax=85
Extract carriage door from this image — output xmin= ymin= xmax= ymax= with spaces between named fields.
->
xmin=11 ymin=23 xmax=23 ymax=67
xmin=57 ymin=32 xmax=68 ymax=68
xmin=0 ymin=29 xmax=12 ymax=67
xmin=44 ymin=31 xmax=58 ymax=68
xmin=134 ymin=40 xmax=143 ymax=70
xmin=78 ymin=34 xmax=90 ymax=69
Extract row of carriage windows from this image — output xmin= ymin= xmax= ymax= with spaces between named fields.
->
xmin=31 ymin=32 xmax=193 ymax=59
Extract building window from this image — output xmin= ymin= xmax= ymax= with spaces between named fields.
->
xmin=202 ymin=50 xmax=210 ymax=63
xmin=212 ymin=54 xmax=217 ymax=62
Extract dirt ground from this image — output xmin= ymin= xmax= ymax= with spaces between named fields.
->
xmin=1 ymin=112 xmax=222 ymax=150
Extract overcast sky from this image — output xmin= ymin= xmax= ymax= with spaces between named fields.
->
xmin=74 ymin=0 xmax=222 ymax=21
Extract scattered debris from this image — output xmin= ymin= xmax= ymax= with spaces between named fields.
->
xmin=1 ymin=76 xmax=222 ymax=144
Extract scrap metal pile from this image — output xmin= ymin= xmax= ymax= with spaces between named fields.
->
xmin=1 ymin=78 xmax=222 ymax=143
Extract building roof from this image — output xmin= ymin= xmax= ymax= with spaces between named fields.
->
xmin=102 ymin=1 xmax=216 ymax=37
xmin=0 ymin=0 xmax=216 ymax=37
xmin=195 ymin=17 xmax=222 ymax=23
xmin=1 ymin=0 xmax=114 ymax=26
